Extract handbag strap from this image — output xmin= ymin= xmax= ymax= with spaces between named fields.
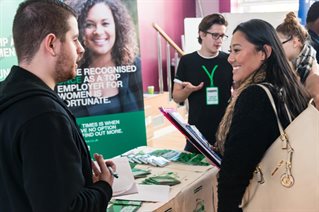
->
xmin=257 ymin=84 xmax=299 ymax=188
xmin=256 ymin=84 xmax=285 ymax=136
xmin=256 ymin=84 xmax=291 ymax=149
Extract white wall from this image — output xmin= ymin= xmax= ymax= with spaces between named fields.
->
xmin=183 ymin=12 xmax=288 ymax=54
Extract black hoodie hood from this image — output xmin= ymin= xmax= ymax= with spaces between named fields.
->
xmin=0 ymin=66 xmax=70 ymax=115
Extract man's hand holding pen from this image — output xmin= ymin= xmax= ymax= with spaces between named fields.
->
xmin=92 ymin=153 xmax=117 ymax=186
xmin=107 ymin=165 xmax=118 ymax=178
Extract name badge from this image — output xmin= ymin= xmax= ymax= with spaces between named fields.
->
xmin=206 ymin=87 xmax=219 ymax=105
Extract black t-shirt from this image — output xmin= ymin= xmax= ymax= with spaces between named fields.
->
xmin=175 ymin=51 xmax=233 ymax=152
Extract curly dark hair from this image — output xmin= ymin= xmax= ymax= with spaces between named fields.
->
xmin=78 ymin=0 xmax=138 ymax=66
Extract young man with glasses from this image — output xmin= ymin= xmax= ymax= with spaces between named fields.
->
xmin=173 ymin=13 xmax=233 ymax=153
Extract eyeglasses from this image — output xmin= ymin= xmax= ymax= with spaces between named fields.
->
xmin=281 ymin=36 xmax=292 ymax=44
xmin=205 ymin=31 xmax=228 ymax=40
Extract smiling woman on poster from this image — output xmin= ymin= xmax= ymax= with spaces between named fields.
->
xmin=59 ymin=0 xmax=143 ymax=117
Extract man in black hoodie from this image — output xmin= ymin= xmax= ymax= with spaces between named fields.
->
xmin=0 ymin=1 xmax=114 ymax=211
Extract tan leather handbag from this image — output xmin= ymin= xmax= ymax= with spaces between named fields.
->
xmin=240 ymin=84 xmax=319 ymax=212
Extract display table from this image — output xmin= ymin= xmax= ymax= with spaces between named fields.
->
xmin=113 ymin=146 xmax=219 ymax=212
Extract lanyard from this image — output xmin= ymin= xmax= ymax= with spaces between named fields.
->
xmin=202 ymin=65 xmax=218 ymax=87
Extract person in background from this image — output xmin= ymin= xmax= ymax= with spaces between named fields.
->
xmin=276 ymin=11 xmax=319 ymax=109
xmin=65 ymin=0 xmax=143 ymax=117
xmin=0 ymin=1 xmax=115 ymax=211
xmin=173 ymin=13 xmax=233 ymax=153
xmin=306 ymin=1 xmax=319 ymax=62
xmin=215 ymin=19 xmax=309 ymax=212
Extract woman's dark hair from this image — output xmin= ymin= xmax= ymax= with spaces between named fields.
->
xmin=233 ymin=19 xmax=309 ymax=117
xmin=78 ymin=0 xmax=138 ymax=65
xmin=306 ymin=1 xmax=319 ymax=24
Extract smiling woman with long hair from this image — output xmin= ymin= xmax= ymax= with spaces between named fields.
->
xmin=215 ymin=19 xmax=309 ymax=212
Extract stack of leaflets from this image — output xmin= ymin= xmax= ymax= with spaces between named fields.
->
xmin=131 ymin=167 xmax=151 ymax=179
xmin=126 ymin=153 xmax=170 ymax=167
xmin=142 ymin=175 xmax=181 ymax=186
xmin=159 ymin=107 xmax=221 ymax=169
xmin=175 ymin=152 xmax=209 ymax=166
xmin=149 ymin=149 xmax=181 ymax=161
xmin=107 ymin=200 xmax=141 ymax=212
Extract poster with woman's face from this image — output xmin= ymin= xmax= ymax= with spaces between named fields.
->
xmin=0 ymin=0 xmax=146 ymax=158
xmin=57 ymin=0 xmax=143 ymax=117
xmin=56 ymin=0 xmax=146 ymax=157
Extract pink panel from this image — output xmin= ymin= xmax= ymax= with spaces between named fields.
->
xmin=219 ymin=0 xmax=231 ymax=13
xmin=137 ymin=0 xmax=195 ymax=92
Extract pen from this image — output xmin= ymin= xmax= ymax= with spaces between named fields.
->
xmin=107 ymin=165 xmax=118 ymax=178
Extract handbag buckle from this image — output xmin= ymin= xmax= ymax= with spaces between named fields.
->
xmin=280 ymin=133 xmax=288 ymax=149
xmin=255 ymin=166 xmax=265 ymax=184
xmin=271 ymin=160 xmax=284 ymax=176
xmin=280 ymin=148 xmax=295 ymax=188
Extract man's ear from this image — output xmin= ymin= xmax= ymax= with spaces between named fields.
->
xmin=199 ymin=31 xmax=206 ymax=40
xmin=44 ymin=33 xmax=57 ymax=56
xmin=263 ymin=44 xmax=272 ymax=59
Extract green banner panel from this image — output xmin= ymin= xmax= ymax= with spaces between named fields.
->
xmin=77 ymin=111 xmax=146 ymax=158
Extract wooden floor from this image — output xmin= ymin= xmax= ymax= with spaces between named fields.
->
xmin=144 ymin=92 xmax=187 ymax=151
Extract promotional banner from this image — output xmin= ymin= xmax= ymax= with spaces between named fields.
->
xmin=1 ymin=0 xmax=147 ymax=158
xmin=0 ymin=0 xmax=19 ymax=81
